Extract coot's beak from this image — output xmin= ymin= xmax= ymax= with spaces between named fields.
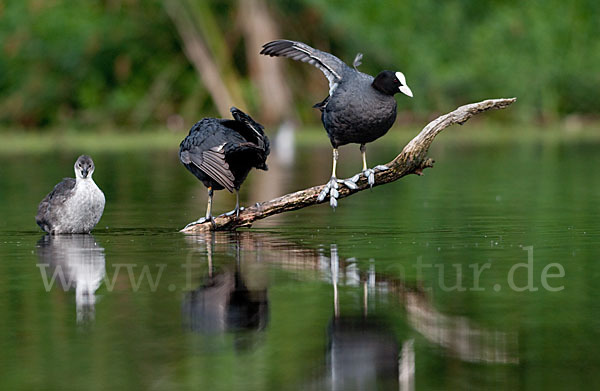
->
xmin=261 ymin=163 xmax=269 ymax=171
xmin=399 ymin=84 xmax=413 ymax=98
xmin=81 ymin=169 xmax=88 ymax=178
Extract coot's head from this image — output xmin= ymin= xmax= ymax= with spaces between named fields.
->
xmin=74 ymin=155 xmax=95 ymax=179
xmin=372 ymin=70 xmax=413 ymax=97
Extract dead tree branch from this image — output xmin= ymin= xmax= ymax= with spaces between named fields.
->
xmin=181 ymin=98 xmax=516 ymax=233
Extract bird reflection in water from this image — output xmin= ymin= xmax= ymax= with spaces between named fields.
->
xmin=182 ymin=233 xmax=268 ymax=350
xmin=327 ymin=316 xmax=402 ymax=390
xmin=179 ymin=233 xmax=517 ymax=388
xmin=314 ymin=242 xmax=518 ymax=390
xmin=36 ymin=234 xmax=106 ymax=324
xmin=324 ymin=244 xmax=411 ymax=391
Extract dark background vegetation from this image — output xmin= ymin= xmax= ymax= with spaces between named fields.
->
xmin=1 ymin=0 xmax=598 ymax=130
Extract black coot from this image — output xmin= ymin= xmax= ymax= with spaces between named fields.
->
xmin=260 ymin=40 xmax=412 ymax=208
xmin=179 ymin=107 xmax=270 ymax=226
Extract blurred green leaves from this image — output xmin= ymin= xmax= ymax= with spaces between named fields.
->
xmin=0 ymin=0 xmax=598 ymax=129
xmin=305 ymin=0 xmax=600 ymax=120
xmin=0 ymin=0 xmax=190 ymax=128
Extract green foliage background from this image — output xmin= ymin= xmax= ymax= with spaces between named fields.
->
xmin=1 ymin=0 xmax=598 ymax=129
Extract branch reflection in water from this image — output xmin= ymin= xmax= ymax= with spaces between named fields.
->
xmin=181 ymin=233 xmax=518 ymax=389
xmin=36 ymin=234 xmax=106 ymax=325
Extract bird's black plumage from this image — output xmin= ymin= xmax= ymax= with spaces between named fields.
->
xmin=179 ymin=107 xmax=269 ymax=222
xmin=261 ymin=40 xmax=413 ymax=207
xmin=260 ymin=39 xmax=412 ymax=149
xmin=180 ymin=107 xmax=270 ymax=192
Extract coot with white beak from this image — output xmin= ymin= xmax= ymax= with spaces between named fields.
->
xmin=261 ymin=40 xmax=413 ymax=208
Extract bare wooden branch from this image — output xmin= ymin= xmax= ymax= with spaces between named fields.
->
xmin=181 ymin=98 xmax=516 ymax=233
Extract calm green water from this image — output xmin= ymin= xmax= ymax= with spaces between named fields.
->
xmin=1 ymin=136 xmax=599 ymax=390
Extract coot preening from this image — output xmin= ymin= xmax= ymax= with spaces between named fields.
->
xmin=260 ymin=40 xmax=413 ymax=208
xmin=179 ymin=107 xmax=270 ymax=227
xmin=36 ymin=155 xmax=105 ymax=234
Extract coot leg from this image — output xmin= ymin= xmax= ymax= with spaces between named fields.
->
xmin=317 ymin=148 xmax=358 ymax=209
xmin=206 ymin=187 xmax=216 ymax=228
xmin=359 ymin=144 xmax=377 ymax=187
xmin=185 ymin=186 xmax=217 ymax=228
xmin=183 ymin=218 xmax=206 ymax=229
xmin=225 ymin=189 xmax=244 ymax=218
xmin=351 ymin=144 xmax=389 ymax=188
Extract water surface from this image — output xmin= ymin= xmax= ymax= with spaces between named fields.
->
xmin=1 ymin=136 xmax=599 ymax=390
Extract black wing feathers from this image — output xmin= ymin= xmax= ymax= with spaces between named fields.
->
xmin=199 ymin=147 xmax=236 ymax=193
xmin=229 ymin=107 xmax=270 ymax=154
xmin=260 ymin=40 xmax=347 ymax=95
xmin=180 ymin=108 xmax=269 ymax=192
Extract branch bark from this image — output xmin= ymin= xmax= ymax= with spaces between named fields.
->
xmin=181 ymin=98 xmax=516 ymax=233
